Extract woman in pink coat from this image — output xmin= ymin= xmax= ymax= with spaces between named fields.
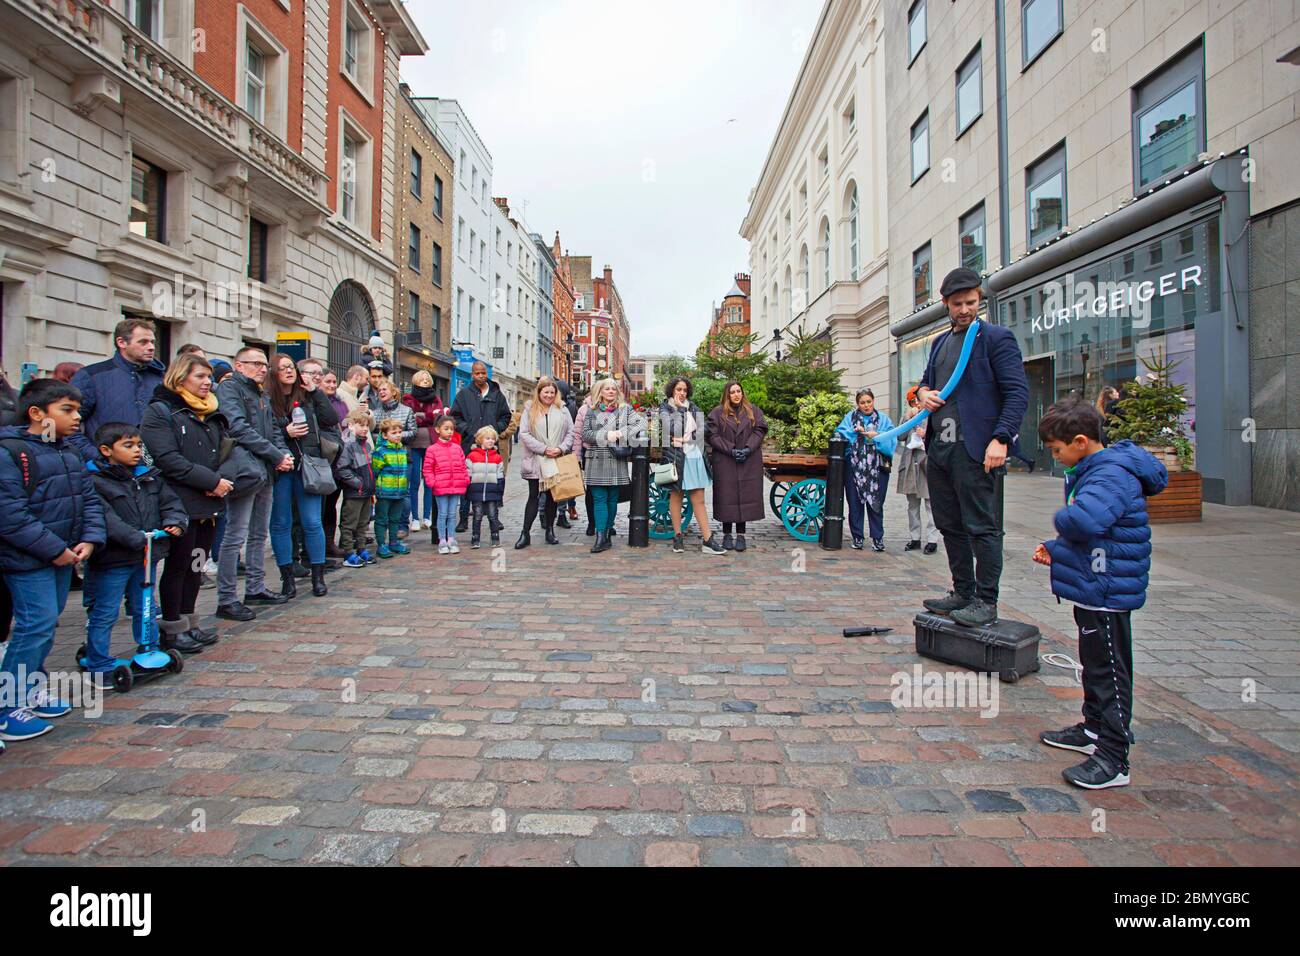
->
xmin=422 ymin=415 xmax=470 ymax=553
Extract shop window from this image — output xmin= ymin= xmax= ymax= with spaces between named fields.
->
xmin=1022 ymin=0 xmax=1063 ymax=69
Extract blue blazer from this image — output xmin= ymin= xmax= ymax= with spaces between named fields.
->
xmin=918 ymin=322 xmax=1029 ymax=463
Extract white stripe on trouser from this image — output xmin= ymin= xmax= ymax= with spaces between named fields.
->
xmin=1099 ymin=613 xmax=1127 ymax=769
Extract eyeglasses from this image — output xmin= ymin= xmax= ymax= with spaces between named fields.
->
xmin=239 ymin=361 xmax=268 ymax=369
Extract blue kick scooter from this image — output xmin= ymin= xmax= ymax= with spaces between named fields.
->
xmin=77 ymin=530 xmax=185 ymax=693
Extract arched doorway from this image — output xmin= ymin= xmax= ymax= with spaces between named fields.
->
xmin=327 ymin=280 xmax=374 ymax=378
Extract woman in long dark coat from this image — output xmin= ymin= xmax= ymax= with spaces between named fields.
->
xmin=706 ymin=381 xmax=767 ymax=552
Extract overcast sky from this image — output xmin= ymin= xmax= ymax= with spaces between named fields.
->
xmin=399 ymin=0 xmax=825 ymax=357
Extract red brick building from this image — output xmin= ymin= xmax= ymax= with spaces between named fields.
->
xmin=703 ymin=273 xmax=751 ymax=356
xmin=552 ymin=232 xmax=576 ymax=384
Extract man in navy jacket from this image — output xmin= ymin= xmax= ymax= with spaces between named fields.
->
xmin=69 ymin=318 xmax=165 ymax=461
xmin=916 ymin=268 xmax=1029 ymax=627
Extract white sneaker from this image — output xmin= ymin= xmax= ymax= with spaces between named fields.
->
xmin=421 ymin=518 xmax=432 ymax=530
xmin=438 ymin=543 xmax=450 ymax=555
xmin=410 ymin=518 xmax=421 ymax=532
xmin=449 ymin=539 xmax=461 ymax=554
xmin=204 ymin=559 xmax=218 ymax=574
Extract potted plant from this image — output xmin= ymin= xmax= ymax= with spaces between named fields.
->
xmin=1105 ymin=351 xmax=1201 ymax=523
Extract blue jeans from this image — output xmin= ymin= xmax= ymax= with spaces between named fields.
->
xmin=271 ymin=471 xmax=325 ymax=566
xmin=83 ymin=563 xmax=152 ymax=673
xmin=0 ymin=565 xmax=72 ymax=714
xmin=404 ymin=447 xmax=433 ymax=523
xmin=211 ymin=511 xmax=227 ymax=563
xmin=436 ymin=494 xmax=461 ymax=541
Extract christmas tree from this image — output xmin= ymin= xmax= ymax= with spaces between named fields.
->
xmin=1106 ymin=349 xmax=1193 ymax=469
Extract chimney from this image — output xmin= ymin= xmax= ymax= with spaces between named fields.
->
xmin=603 ymin=265 xmax=612 ymax=283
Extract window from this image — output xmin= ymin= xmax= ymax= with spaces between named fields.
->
xmin=471 ymin=166 xmax=478 ymax=200
xmin=959 ymin=204 xmax=986 ymax=273
xmin=1133 ymin=41 xmax=1205 ymax=190
xmin=342 ymin=1 xmax=373 ymax=91
xmin=246 ymin=44 xmax=266 ymax=124
xmin=578 ymin=320 xmax=588 ymax=337
xmin=843 ymin=97 xmax=856 ymax=136
xmin=481 ymin=181 xmax=487 ymax=205
xmin=819 ymin=218 xmax=831 ymax=290
xmin=408 ymin=223 xmax=420 ymax=272
xmin=818 ymin=145 xmax=829 ymax=180
xmin=913 ymin=243 xmax=932 ymax=308
xmin=248 ymin=216 xmax=269 ymax=282
xmin=457 ymin=217 xmax=465 ymax=257
xmin=431 ymin=304 xmax=442 ymax=349
xmin=458 ymin=151 xmax=466 ymax=182
xmin=479 ymin=240 xmax=486 ymax=275
xmin=410 ymin=149 xmax=422 ymax=197
xmin=433 ymin=175 xmax=443 ymax=218
xmin=340 ymin=135 xmax=357 ymax=224
xmin=1026 ymin=143 xmax=1067 ymax=246
xmin=469 ymin=230 xmax=477 ymax=270
xmin=911 ymin=111 xmax=929 ymax=182
xmin=431 ymin=242 xmax=442 ymax=285
xmin=1022 ymin=0 xmax=1063 ymax=69
xmin=956 ymin=46 xmax=982 ymax=136
xmin=456 ymin=289 xmax=464 ymax=337
xmin=408 ymin=291 xmax=420 ymax=333
xmin=798 ymin=245 xmax=809 ymax=309
xmin=798 ymin=182 xmax=808 ymax=217
xmin=128 ymin=0 xmax=160 ymax=40
xmin=784 ymin=209 xmax=791 ymax=237
xmin=908 ymin=0 xmax=926 ymax=64
xmin=129 ymin=156 xmax=166 ymax=243
xmin=847 ymin=186 xmax=860 ymax=281
xmin=344 ymin=16 xmax=359 ymax=76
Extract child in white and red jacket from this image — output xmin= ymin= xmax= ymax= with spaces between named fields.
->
xmin=423 ymin=415 xmax=469 ymax=554
xmin=466 ymin=426 xmax=505 ymax=549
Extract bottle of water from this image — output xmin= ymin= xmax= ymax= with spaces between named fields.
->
xmin=291 ymin=402 xmax=306 ymax=427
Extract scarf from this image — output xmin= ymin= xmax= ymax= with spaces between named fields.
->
xmin=534 ymin=404 xmax=565 ymax=487
xmin=177 ymin=386 xmax=218 ymax=419
xmin=411 ymin=385 xmax=440 ymax=406
xmin=847 ymin=409 xmax=886 ymax=513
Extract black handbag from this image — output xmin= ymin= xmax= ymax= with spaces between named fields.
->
xmin=300 ymin=453 xmax=337 ymax=496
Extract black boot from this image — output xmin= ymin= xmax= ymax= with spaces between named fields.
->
xmin=514 ymin=530 xmax=531 ymax=549
xmin=310 ymin=563 xmax=327 ymax=597
xmin=556 ymin=512 xmax=571 ymax=528
xmin=544 ymin=522 xmax=559 ymax=545
xmin=585 ymin=521 xmax=595 ymax=536
xmin=278 ymin=563 xmax=297 ymax=599
xmin=591 ymin=531 xmax=611 ymax=554
xmin=160 ymin=618 xmax=204 ymax=655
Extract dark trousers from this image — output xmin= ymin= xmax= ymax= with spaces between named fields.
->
xmin=927 ymin=437 xmax=1005 ymax=604
xmin=471 ymin=500 xmax=501 ymax=538
xmin=374 ymin=498 xmax=404 ymax=548
xmin=845 ymin=473 xmax=887 ymax=542
xmin=160 ymin=518 xmax=217 ymax=621
xmin=721 ymin=522 xmax=747 ymax=534
xmin=339 ymin=497 xmax=373 ymax=554
xmin=1075 ymin=605 xmax=1135 ymax=770
xmin=523 ymin=478 xmax=557 ymax=532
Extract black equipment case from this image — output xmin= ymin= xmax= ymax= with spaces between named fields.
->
xmin=914 ymin=612 xmax=1042 ymax=683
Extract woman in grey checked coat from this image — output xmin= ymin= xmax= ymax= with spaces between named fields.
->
xmin=581 ymin=378 xmax=646 ymax=553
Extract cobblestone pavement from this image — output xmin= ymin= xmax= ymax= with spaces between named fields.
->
xmin=1 ymin=457 xmax=1296 ymax=867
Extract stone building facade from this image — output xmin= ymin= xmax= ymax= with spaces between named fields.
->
xmin=0 ymin=0 xmax=425 ymax=380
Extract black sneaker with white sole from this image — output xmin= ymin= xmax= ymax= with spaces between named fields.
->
xmin=701 ymin=535 xmax=727 ymax=555
xmin=1040 ymin=723 xmax=1098 ymax=755
xmin=1062 ymin=754 xmax=1130 ymax=789
xmin=672 ymin=534 xmax=684 ymax=553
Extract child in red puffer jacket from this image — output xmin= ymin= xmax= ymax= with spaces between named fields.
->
xmin=423 ymin=415 xmax=469 ymax=554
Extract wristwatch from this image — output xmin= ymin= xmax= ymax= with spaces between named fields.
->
xmin=992 ymin=430 xmax=1012 ymax=446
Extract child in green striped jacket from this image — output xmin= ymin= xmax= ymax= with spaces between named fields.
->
xmin=371 ymin=419 xmax=409 ymax=557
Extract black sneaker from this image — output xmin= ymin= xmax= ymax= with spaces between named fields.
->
xmin=951 ymin=599 xmax=997 ymax=627
xmin=1063 ymin=755 xmax=1130 ymax=790
xmin=455 ymin=520 xmax=469 ymax=534
xmin=734 ymin=534 xmax=747 ymax=552
xmin=1040 ymin=723 xmax=1098 ymax=755
xmin=245 ymin=590 xmax=288 ymax=606
xmin=721 ymin=533 xmax=734 ymax=550
xmin=851 ymin=537 xmax=864 ymax=550
xmin=922 ymin=591 xmax=974 ymax=614
xmin=701 ymin=535 xmax=727 ymax=555
xmin=923 ymin=542 xmax=938 ymax=554
xmin=871 ymin=539 xmax=885 ymax=552
xmin=904 ymin=540 xmax=921 ymax=551
xmin=216 ymin=602 xmax=256 ymax=622
xmin=672 ymin=534 xmax=684 ymax=553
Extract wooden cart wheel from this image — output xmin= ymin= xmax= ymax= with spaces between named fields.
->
xmin=648 ymin=482 xmax=693 ymax=539
xmin=768 ymin=480 xmax=790 ymax=517
xmin=780 ymin=478 xmax=828 ymax=542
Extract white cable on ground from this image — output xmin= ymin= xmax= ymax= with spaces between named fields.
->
xmin=1042 ymin=652 xmax=1083 ymax=684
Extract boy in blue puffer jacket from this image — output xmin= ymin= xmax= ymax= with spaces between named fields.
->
xmin=1032 ymin=397 xmax=1168 ymax=790
xmin=0 ymin=379 xmax=107 ymax=745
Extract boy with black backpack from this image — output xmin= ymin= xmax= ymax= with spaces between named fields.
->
xmin=84 ymin=422 xmax=188 ymax=681
xmin=0 ymin=379 xmax=106 ymax=745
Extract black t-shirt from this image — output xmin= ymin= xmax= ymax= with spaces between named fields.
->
xmin=931 ymin=327 xmax=967 ymax=442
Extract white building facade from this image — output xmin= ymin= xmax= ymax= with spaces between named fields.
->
xmin=740 ymin=0 xmax=891 ymax=410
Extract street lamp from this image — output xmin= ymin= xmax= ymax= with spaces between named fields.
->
xmin=773 ymin=327 xmax=783 ymax=363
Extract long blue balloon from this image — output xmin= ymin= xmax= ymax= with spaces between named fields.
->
xmin=867 ymin=318 xmax=980 ymax=446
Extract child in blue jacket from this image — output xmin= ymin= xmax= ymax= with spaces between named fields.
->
xmin=1032 ymin=397 xmax=1168 ymax=789
xmin=0 ymin=379 xmax=107 ymax=745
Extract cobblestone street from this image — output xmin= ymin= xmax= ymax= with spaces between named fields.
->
xmin=1 ymin=458 xmax=1297 ymax=867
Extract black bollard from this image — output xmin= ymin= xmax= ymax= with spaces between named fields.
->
xmin=628 ymin=442 xmax=650 ymax=547
xmin=820 ymin=437 xmax=846 ymax=550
